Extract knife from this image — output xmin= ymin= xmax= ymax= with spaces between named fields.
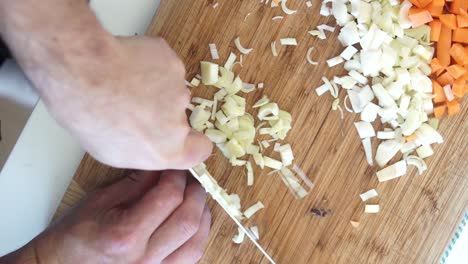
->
xmin=188 ymin=167 xmax=277 ymax=264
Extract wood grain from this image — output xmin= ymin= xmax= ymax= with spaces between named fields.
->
xmin=56 ymin=1 xmax=468 ymax=263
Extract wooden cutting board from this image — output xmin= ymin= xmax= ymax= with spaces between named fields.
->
xmin=56 ymin=1 xmax=468 ymax=263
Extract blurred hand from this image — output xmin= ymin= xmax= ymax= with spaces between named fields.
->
xmin=42 ymin=36 xmax=212 ymax=170
xmin=1 ymin=171 xmax=212 ymax=264
xmin=0 ymin=0 xmax=212 ymax=170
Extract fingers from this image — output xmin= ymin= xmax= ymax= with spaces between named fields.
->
xmin=161 ymin=206 xmax=211 ymax=264
xmin=127 ymin=170 xmax=187 ymax=234
xmin=145 ymin=181 xmax=207 ymax=262
xmin=92 ymin=171 xmax=160 ymax=208
xmin=169 ymin=130 xmax=213 ymax=169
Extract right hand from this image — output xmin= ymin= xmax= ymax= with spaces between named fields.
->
xmin=1 ymin=171 xmax=212 ymax=264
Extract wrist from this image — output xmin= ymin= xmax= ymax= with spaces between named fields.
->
xmin=0 ymin=0 xmax=117 ymax=101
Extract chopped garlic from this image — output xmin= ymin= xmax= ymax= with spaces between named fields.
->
xmin=209 ymin=43 xmax=219 ymax=60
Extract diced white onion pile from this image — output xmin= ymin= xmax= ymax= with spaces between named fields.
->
xmin=314 ymin=0 xmax=444 ymax=212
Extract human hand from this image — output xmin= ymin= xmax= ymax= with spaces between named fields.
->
xmin=0 ymin=0 xmax=212 ymax=170
xmin=42 ymin=35 xmax=213 ymax=170
xmin=1 ymin=170 xmax=211 ymax=264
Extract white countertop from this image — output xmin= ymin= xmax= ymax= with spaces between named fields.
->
xmin=0 ymin=0 xmax=160 ymax=256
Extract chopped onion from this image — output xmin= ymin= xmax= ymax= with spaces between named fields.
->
xmin=271 ymin=41 xmax=278 ymax=57
xmin=272 ymin=16 xmax=284 ymax=20
xmin=416 ymin=145 xmax=433 ymax=159
xmin=306 ymin=1 xmax=312 ymax=8
xmin=253 ymin=96 xmax=270 ymax=108
xmin=192 ymin=97 xmax=214 ymax=107
xmin=212 ymin=2 xmax=219 ymax=8
xmin=264 ymin=156 xmax=283 ymax=170
xmin=244 ymin=13 xmax=251 ymax=22
xmin=209 ymin=43 xmax=219 ymax=60
xmin=257 ymin=83 xmax=264 ymax=89
xmin=348 ymin=70 xmax=368 ymax=84
xmin=375 ymin=139 xmax=402 ymax=167
xmin=190 ymin=77 xmax=201 ymax=87
xmin=279 ymin=167 xmax=309 ymax=199
xmin=344 ymin=95 xmax=353 ymax=112
xmin=244 ymin=201 xmax=264 ymax=218
xmin=205 ymin=129 xmax=227 ymax=144
xmin=443 ymin=85 xmax=455 ymax=102
xmin=309 ymin=29 xmax=326 ymax=40
xmin=340 ymin=46 xmax=359 ymax=60
xmin=253 ymin=153 xmax=265 ymax=169
xmin=234 ymin=37 xmax=253 ymax=55
xmin=232 ymin=227 xmax=245 ymax=244
xmin=376 ymin=160 xmax=407 ymax=182
xmin=280 ymin=38 xmax=298 ymax=46
xmin=258 ymin=103 xmax=279 ymax=120
xmin=242 ymin=82 xmax=256 ymax=93
xmin=200 ymin=61 xmax=219 ymax=85
xmin=361 ymin=137 xmax=373 ymax=166
xmin=279 ymin=144 xmax=294 ymax=166
xmin=292 ymin=164 xmax=314 ymax=189
xmin=231 ymin=158 xmax=247 ymax=166
xmin=261 ymin=140 xmax=270 ymax=149
xmin=306 ymin=47 xmax=319 ymax=65
xmin=354 ymin=121 xmax=375 ymax=138
xmin=360 ymin=189 xmax=378 ymax=202
xmin=327 ymin=56 xmax=344 ymax=67
xmin=246 ymin=161 xmax=254 ymax=186
xmin=361 ymin=102 xmax=380 ymax=122
xmin=224 ymin=52 xmax=237 ymax=71
xmin=250 ymin=226 xmax=260 ymax=240
xmin=405 ymin=155 xmax=427 ymax=175
xmin=365 ymin=204 xmax=380 ymax=214
xmin=280 ymin=0 xmax=297 ymax=15
xmin=377 ymin=131 xmax=395 ymax=139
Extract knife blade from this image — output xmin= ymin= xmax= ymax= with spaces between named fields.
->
xmin=188 ymin=167 xmax=276 ymax=264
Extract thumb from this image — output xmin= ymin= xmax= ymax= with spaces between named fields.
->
xmin=171 ymin=130 xmax=213 ymax=169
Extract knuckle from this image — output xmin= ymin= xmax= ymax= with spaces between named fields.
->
xmin=162 ymin=187 xmax=184 ymax=207
xmin=189 ymin=247 xmax=205 ymax=262
xmin=177 ymin=215 xmax=200 ymax=238
xmin=103 ymin=226 xmax=137 ymax=254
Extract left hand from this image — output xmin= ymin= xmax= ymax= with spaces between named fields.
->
xmin=1 ymin=170 xmax=212 ymax=264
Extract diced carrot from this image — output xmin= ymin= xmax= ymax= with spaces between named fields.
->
xmin=405 ymin=134 xmax=418 ymax=142
xmin=457 ymin=15 xmax=468 ymax=27
xmin=439 ymin=14 xmax=458 ymax=29
xmin=449 ymin=0 xmax=468 ymax=15
xmin=418 ymin=0 xmax=432 ymax=7
xmin=431 ymin=58 xmax=444 ymax=73
xmin=432 ymin=79 xmax=447 ymax=103
xmin=437 ymin=72 xmax=455 ymax=86
xmin=447 ymin=100 xmax=461 ymax=115
xmin=465 ymin=47 xmax=468 ymax=65
xmin=453 ymin=28 xmax=468 ymax=43
xmin=449 ymin=43 xmax=466 ymax=65
xmin=436 ymin=68 xmax=446 ymax=76
xmin=447 ymin=64 xmax=467 ymax=79
xmin=409 ymin=0 xmax=423 ymax=8
xmin=452 ymin=78 xmax=465 ymax=98
xmin=433 ymin=104 xmax=446 ymax=118
xmin=409 ymin=8 xmax=433 ymax=27
xmin=427 ymin=0 xmax=445 ymax=17
xmin=437 ymin=25 xmax=452 ymax=66
xmin=430 ymin=20 xmax=442 ymax=41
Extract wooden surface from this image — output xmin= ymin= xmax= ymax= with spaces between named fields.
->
xmin=56 ymin=1 xmax=468 ymax=263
